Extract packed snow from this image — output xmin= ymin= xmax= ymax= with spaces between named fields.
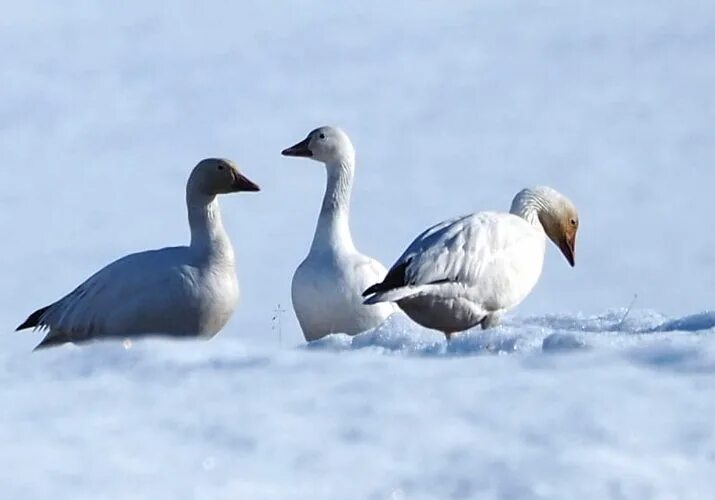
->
xmin=1 ymin=1 xmax=715 ymax=499
xmin=3 ymin=311 xmax=715 ymax=499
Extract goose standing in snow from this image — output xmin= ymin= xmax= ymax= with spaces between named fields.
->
xmin=363 ymin=186 xmax=578 ymax=339
xmin=16 ymin=158 xmax=260 ymax=350
xmin=282 ymin=126 xmax=396 ymax=341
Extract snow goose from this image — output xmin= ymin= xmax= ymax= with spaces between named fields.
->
xmin=362 ymin=186 xmax=578 ymax=339
xmin=282 ymin=126 xmax=396 ymax=341
xmin=16 ymin=158 xmax=260 ymax=350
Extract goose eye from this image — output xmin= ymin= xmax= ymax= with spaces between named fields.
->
xmin=570 ymin=218 xmax=577 ymax=226
xmin=319 ymin=133 xmax=325 ymax=139
xmin=217 ymin=165 xmax=225 ymax=170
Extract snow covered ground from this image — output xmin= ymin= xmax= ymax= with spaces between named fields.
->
xmin=3 ymin=312 xmax=715 ymax=499
xmin=1 ymin=1 xmax=715 ymax=498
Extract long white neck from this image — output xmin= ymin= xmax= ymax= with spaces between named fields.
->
xmin=509 ymin=188 xmax=548 ymax=231
xmin=310 ymin=157 xmax=356 ymax=253
xmin=187 ymin=191 xmax=234 ymax=263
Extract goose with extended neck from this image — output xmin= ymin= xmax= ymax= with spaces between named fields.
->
xmin=17 ymin=158 xmax=260 ymax=350
xmin=282 ymin=126 xmax=395 ymax=341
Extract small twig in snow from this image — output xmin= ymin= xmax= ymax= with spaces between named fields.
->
xmin=617 ymin=293 xmax=638 ymax=329
xmin=272 ymin=304 xmax=287 ymax=347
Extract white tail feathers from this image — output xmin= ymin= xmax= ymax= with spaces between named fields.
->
xmin=363 ymin=285 xmax=426 ymax=305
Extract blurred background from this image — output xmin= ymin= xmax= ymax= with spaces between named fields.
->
xmin=1 ymin=0 xmax=713 ymax=346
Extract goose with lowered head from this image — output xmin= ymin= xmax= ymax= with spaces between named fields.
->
xmin=16 ymin=158 xmax=260 ymax=350
xmin=363 ymin=186 xmax=578 ymax=339
xmin=282 ymin=126 xmax=396 ymax=341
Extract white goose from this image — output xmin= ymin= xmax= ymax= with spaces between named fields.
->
xmin=363 ymin=186 xmax=578 ymax=339
xmin=282 ymin=126 xmax=395 ymax=341
xmin=16 ymin=158 xmax=260 ymax=350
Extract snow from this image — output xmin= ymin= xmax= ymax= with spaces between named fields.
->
xmin=2 ymin=1 xmax=715 ymax=498
xmin=3 ymin=312 xmax=715 ymax=499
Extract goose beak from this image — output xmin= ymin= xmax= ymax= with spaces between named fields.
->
xmin=559 ymin=236 xmax=576 ymax=267
xmin=232 ymin=171 xmax=260 ymax=192
xmin=281 ymin=137 xmax=312 ymax=158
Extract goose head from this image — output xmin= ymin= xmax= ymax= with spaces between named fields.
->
xmin=188 ymin=158 xmax=260 ymax=196
xmin=281 ymin=126 xmax=355 ymax=165
xmin=534 ymin=187 xmax=579 ymax=267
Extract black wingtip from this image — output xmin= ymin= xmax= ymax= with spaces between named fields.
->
xmin=363 ymin=260 xmax=410 ymax=297
xmin=362 ymin=283 xmax=382 ymax=297
xmin=16 ymin=305 xmax=51 ymax=331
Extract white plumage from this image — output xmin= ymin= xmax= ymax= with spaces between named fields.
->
xmin=17 ymin=158 xmax=260 ymax=350
xmin=282 ymin=126 xmax=396 ymax=341
xmin=363 ymin=186 xmax=579 ymax=338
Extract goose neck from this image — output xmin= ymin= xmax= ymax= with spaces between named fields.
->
xmin=509 ymin=189 xmax=548 ymax=230
xmin=311 ymin=158 xmax=356 ymax=252
xmin=187 ymin=192 xmax=234 ymax=262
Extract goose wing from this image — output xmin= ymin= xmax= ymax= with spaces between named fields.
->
xmin=364 ymin=212 xmax=544 ymax=307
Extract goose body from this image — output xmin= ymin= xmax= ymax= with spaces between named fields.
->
xmin=283 ymin=126 xmax=395 ymax=341
xmin=363 ymin=187 xmax=578 ymax=338
xmin=17 ymin=159 xmax=260 ymax=349
xmin=291 ymin=245 xmax=395 ymax=340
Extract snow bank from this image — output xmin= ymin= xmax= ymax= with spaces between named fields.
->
xmin=2 ymin=311 xmax=714 ymax=499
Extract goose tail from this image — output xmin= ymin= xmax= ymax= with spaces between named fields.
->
xmin=16 ymin=305 xmax=51 ymax=331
